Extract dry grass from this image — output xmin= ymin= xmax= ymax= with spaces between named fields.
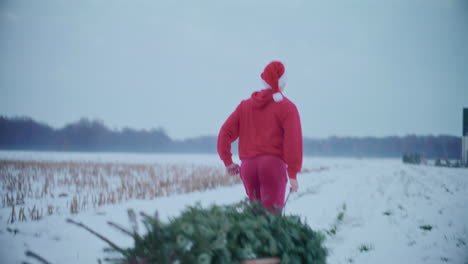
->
xmin=0 ymin=160 xmax=240 ymax=223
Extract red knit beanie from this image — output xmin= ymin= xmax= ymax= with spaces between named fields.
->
xmin=261 ymin=61 xmax=286 ymax=102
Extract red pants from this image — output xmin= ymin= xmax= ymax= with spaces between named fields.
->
xmin=240 ymin=155 xmax=288 ymax=213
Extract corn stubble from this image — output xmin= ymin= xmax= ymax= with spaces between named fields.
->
xmin=1 ymin=160 xmax=239 ymax=223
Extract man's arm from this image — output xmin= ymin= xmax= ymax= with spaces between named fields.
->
xmin=282 ymin=104 xmax=303 ymax=191
xmin=217 ymin=104 xmax=241 ymax=169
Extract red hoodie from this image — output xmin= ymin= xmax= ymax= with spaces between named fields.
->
xmin=217 ymin=89 xmax=303 ymax=179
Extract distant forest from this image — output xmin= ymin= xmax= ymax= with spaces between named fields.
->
xmin=0 ymin=116 xmax=462 ymax=159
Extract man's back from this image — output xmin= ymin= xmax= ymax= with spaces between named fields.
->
xmin=218 ymin=88 xmax=302 ymax=180
xmin=237 ymin=89 xmax=298 ymax=161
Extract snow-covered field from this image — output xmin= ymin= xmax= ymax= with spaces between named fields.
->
xmin=0 ymin=151 xmax=467 ymax=264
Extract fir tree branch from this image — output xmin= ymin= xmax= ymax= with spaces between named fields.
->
xmin=66 ymin=218 xmax=127 ymax=256
xmin=107 ymin=221 xmax=133 ymax=237
xmin=24 ymin=250 xmax=52 ymax=264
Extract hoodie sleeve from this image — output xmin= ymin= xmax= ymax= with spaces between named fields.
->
xmin=282 ymin=103 xmax=303 ymax=179
xmin=217 ymin=104 xmax=241 ymax=166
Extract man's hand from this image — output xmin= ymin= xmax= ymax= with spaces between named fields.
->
xmin=226 ymin=163 xmax=240 ymax=176
xmin=289 ymin=178 xmax=299 ymax=192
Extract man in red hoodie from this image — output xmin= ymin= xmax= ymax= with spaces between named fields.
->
xmin=217 ymin=61 xmax=303 ymax=212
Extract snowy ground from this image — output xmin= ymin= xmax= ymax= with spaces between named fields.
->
xmin=0 ymin=151 xmax=467 ymax=264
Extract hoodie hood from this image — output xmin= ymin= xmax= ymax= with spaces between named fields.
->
xmin=251 ymin=89 xmax=274 ymax=109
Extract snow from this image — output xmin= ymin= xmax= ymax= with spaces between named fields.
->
xmin=1 ymin=151 xmax=467 ymax=264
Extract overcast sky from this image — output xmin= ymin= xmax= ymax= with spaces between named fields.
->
xmin=1 ymin=0 xmax=467 ymax=139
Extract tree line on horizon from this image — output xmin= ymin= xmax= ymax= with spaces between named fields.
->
xmin=0 ymin=116 xmax=461 ymax=159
